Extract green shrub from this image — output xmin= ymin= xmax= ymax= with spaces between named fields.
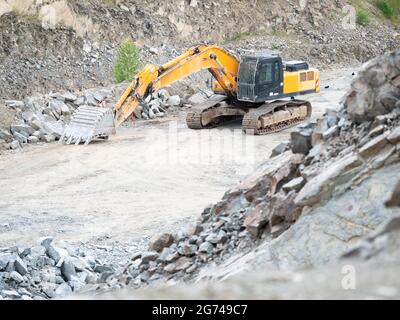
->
xmin=356 ymin=9 xmax=370 ymax=25
xmin=375 ymin=0 xmax=395 ymax=18
xmin=113 ymin=39 xmax=140 ymax=83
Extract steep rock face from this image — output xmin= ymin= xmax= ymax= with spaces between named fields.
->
xmin=345 ymin=49 xmax=400 ymax=123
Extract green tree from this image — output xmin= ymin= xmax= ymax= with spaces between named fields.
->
xmin=356 ymin=9 xmax=370 ymax=26
xmin=113 ymin=39 xmax=140 ymax=83
xmin=375 ymin=0 xmax=394 ymax=19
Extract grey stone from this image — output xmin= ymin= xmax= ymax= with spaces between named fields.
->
xmin=322 ymin=125 xmax=339 ymax=140
xmin=21 ymin=111 xmax=35 ymax=122
xmin=68 ymin=275 xmax=85 ymax=291
xmin=54 ymin=283 xmax=72 ymax=297
xmin=206 ymin=230 xmax=227 ymax=244
xmin=42 ymin=134 xmax=56 ymax=143
xmin=149 ymin=47 xmax=158 ymax=54
xmin=295 ymin=153 xmax=363 ymax=206
xmin=199 ymin=242 xmax=214 ymax=254
xmin=75 ymin=97 xmax=85 ymax=106
xmin=387 ymin=127 xmax=400 ymax=144
xmin=93 ymin=264 xmax=113 ymax=273
xmin=44 ymin=243 xmax=68 ymax=264
xmin=14 ymin=257 xmax=28 ymax=276
xmin=0 ymin=254 xmax=17 ymax=271
xmin=10 ymin=271 xmax=24 ymax=283
xmin=48 ymin=99 xmax=67 ymax=115
xmin=141 ymin=252 xmax=159 ymax=264
xmin=271 ymin=141 xmax=290 ymax=158
xmin=148 ymin=109 xmax=156 ymax=119
xmin=60 ymin=92 xmax=77 ymax=102
xmin=157 ymin=247 xmax=174 ymax=262
xmin=5 ymin=100 xmax=24 ymax=109
xmin=18 ymin=288 xmax=32 ymax=297
xmin=282 ymin=177 xmax=306 ymax=192
xmin=0 ymin=129 xmax=13 ymax=142
xmin=167 ymin=95 xmax=181 ymax=107
xmin=85 ymin=93 xmax=98 ymax=106
xmin=291 ymin=129 xmax=313 ymax=155
xmin=369 ymin=125 xmax=385 ymax=137
xmin=1 ymin=290 xmax=20 ymax=299
xmin=380 ymin=93 xmax=398 ymax=109
xmin=41 ymin=282 xmax=57 ymax=298
xmin=60 ymin=104 xmax=71 ymax=115
xmin=9 ymin=141 xmax=21 ymax=150
xmin=326 ymin=109 xmax=339 ymax=127
xmin=30 ymin=119 xmax=42 ymax=131
xmin=61 ymin=259 xmax=77 ymax=281
xmin=28 ymin=136 xmax=39 ymax=144
xmin=19 ymin=247 xmax=31 ymax=258
xmin=178 ymin=243 xmax=198 ymax=256
xmin=69 ymin=257 xmax=91 ymax=272
xmin=13 ymin=131 xmax=28 ymax=144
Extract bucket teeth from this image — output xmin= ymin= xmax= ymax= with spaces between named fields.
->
xmin=61 ymin=106 xmax=116 ymax=145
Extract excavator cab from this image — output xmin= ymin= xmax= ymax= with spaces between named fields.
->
xmin=237 ymin=55 xmax=283 ymax=103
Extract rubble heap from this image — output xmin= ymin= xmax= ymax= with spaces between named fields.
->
xmin=0 ymin=86 xmax=182 ymax=152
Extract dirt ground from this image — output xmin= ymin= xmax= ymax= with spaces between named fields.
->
xmin=0 ymin=68 xmax=356 ymax=247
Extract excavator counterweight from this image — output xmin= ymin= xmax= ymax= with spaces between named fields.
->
xmin=62 ymin=45 xmax=320 ymax=145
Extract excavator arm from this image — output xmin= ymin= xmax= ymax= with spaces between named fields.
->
xmin=61 ymin=45 xmax=239 ymax=144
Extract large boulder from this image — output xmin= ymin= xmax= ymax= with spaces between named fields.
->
xmin=345 ymin=49 xmax=400 ymax=123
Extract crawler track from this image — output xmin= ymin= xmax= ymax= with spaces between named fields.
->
xmin=186 ymin=96 xmax=246 ymax=129
xmin=242 ymin=100 xmax=312 ymax=135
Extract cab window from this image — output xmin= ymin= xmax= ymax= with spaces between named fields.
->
xmin=300 ymin=72 xmax=307 ymax=82
xmin=258 ymin=63 xmax=273 ymax=84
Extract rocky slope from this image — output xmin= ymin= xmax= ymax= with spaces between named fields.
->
xmin=0 ymin=0 xmax=399 ymax=100
xmin=1 ymin=49 xmax=399 ymax=300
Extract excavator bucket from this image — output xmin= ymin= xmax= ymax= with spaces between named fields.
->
xmin=60 ymin=106 xmax=116 ymax=145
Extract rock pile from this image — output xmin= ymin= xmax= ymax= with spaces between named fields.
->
xmin=0 ymin=238 xmax=118 ymax=300
xmin=0 ymin=86 xmax=182 ymax=152
xmin=133 ymin=89 xmax=181 ymax=120
xmin=0 ymin=89 xmax=112 ymax=151
xmin=87 ymin=49 xmax=400 ymax=294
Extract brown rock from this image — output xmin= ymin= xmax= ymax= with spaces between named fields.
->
xmin=163 ymin=257 xmax=192 ymax=273
xmin=149 ymin=233 xmax=174 ymax=252
xmin=295 ymin=153 xmax=363 ymax=207
xmin=244 ymin=202 xmax=269 ymax=237
xmin=270 ymin=192 xmax=301 ymax=223
xmin=358 ymin=133 xmax=389 ymax=159
xmin=368 ymin=125 xmax=385 ymax=138
xmin=227 ymin=152 xmax=304 ymax=203
xmin=387 ymin=127 xmax=400 ymax=144
xmin=282 ymin=177 xmax=306 ymax=192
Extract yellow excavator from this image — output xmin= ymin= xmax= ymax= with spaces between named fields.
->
xmin=61 ymin=45 xmax=320 ymax=145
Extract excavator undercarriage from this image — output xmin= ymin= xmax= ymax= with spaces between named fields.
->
xmin=186 ymin=97 xmax=312 ymax=135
